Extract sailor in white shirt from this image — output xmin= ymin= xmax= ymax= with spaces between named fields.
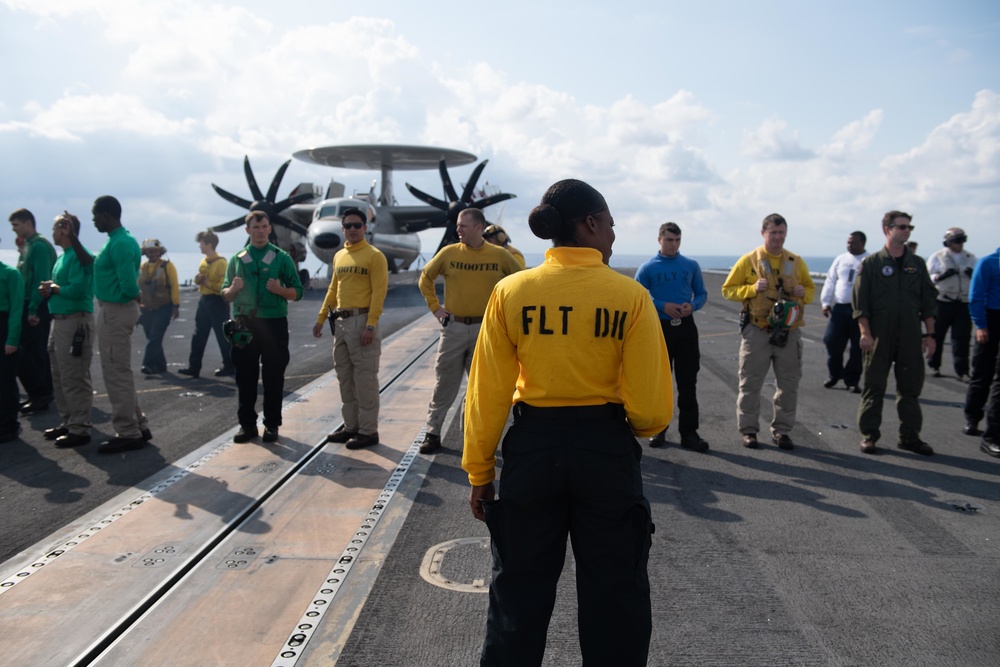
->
xmin=926 ymin=227 xmax=977 ymax=380
xmin=821 ymin=231 xmax=869 ymax=393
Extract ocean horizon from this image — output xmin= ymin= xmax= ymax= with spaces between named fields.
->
xmin=0 ymin=249 xmax=838 ymax=286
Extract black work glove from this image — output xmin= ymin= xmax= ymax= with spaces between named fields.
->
xmin=937 ymin=268 xmax=958 ymax=282
xmin=964 ymin=267 xmax=974 ymax=277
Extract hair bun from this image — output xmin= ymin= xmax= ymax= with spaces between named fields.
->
xmin=528 ymin=204 xmax=562 ymax=240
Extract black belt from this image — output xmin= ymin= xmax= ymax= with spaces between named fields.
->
xmin=52 ymin=312 xmax=88 ymax=320
xmin=513 ymin=402 xmax=625 ymax=422
xmin=451 ymin=315 xmax=483 ymax=325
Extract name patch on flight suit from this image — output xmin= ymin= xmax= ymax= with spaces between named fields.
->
xmin=903 ymin=266 xmax=917 ymax=273
xmin=449 ymin=261 xmax=500 ymax=272
xmin=520 ymin=305 xmax=629 ymax=340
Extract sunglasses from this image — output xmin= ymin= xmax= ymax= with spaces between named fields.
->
xmin=892 ymin=224 xmax=915 ymax=231
xmin=342 ymin=222 xmax=364 ymax=230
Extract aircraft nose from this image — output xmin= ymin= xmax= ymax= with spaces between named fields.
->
xmin=313 ymin=232 xmax=341 ymax=249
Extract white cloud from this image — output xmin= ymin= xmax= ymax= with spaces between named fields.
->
xmin=0 ymin=93 xmax=195 ymax=140
xmin=741 ymin=117 xmax=816 ymax=161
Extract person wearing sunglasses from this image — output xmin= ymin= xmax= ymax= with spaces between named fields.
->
xmin=853 ymin=210 xmax=938 ymax=455
xmin=313 ymin=208 xmax=388 ymax=450
xmin=926 ymin=227 xmax=977 ymax=382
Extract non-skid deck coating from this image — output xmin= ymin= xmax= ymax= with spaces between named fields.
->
xmin=1 ymin=271 xmax=998 ymax=666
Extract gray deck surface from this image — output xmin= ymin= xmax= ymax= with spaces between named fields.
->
xmin=2 ymin=269 xmax=998 ymax=666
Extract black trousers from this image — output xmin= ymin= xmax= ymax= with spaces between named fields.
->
xmin=929 ymin=299 xmax=972 ymax=376
xmin=188 ymin=294 xmax=232 ymax=373
xmin=965 ymin=309 xmax=1000 ymax=438
xmin=822 ymin=302 xmax=863 ymax=387
xmin=659 ymin=316 xmax=700 ymax=434
xmin=0 ymin=314 xmax=20 ymax=435
xmin=231 ymin=316 xmax=289 ymax=430
xmin=17 ymin=300 xmax=53 ymax=401
xmin=480 ymin=403 xmax=653 ymax=667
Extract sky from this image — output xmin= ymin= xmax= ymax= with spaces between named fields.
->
xmin=1 ymin=0 xmax=998 ymax=271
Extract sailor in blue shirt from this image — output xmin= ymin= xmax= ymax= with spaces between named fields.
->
xmin=963 ymin=247 xmax=1000 ymax=456
xmin=634 ymin=222 xmax=709 ymax=451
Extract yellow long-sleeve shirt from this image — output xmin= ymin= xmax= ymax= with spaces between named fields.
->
xmin=317 ymin=239 xmax=389 ymax=328
xmin=418 ymin=242 xmax=522 ymax=317
xmin=462 ymin=246 xmax=674 ymax=486
xmin=197 ymin=255 xmax=228 ymax=296
xmin=721 ymin=245 xmax=814 ymax=329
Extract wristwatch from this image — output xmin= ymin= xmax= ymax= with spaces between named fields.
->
xmin=366 ymin=325 xmax=375 ymax=331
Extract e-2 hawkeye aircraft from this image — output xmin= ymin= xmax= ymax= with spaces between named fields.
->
xmin=210 ymin=144 xmax=515 ymax=278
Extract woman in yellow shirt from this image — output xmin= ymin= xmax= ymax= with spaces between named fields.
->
xmin=463 ymin=179 xmax=672 ymax=666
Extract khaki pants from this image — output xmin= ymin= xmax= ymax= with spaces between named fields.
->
xmin=425 ymin=320 xmax=480 ymax=435
xmin=48 ymin=313 xmax=94 ymax=435
xmin=98 ymin=301 xmax=148 ymax=438
xmin=333 ymin=316 xmax=381 ymax=435
xmin=737 ymin=326 xmax=802 ymax=437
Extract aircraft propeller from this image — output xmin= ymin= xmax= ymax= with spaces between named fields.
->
xmin=211 ymin=157 xmax=314 ymax=236
xmin=405 ymin=159 xmax=515 ymax=252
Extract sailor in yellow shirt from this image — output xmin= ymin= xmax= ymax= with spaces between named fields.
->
xmin=312 ymin=208 xmax=388 ymax=450
xmin=483 ymin=223 xmax=527 ymax=268
xmin=179 ymin=230 xmax=233 ymax=378
xmin=722 ymin=213 xmax=815 ymax=450
xmin=463 ymin=179 xmax=671 ymax=666
xmin=416 ymin=208 xmax=522 ymax=454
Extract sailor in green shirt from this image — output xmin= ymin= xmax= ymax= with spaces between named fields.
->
xmin=38 ymin=213 xmax=96 ymax=448
xmin=0 ymin=237 xmax=25 ymax=442
xmin=8 ymin=208 xmax=56 ymax=413
xmin=222 ymin=211 xmax=303 ymax=443
xmin=91 ymin=195 xmax=151 ymax=453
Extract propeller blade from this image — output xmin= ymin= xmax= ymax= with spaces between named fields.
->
xmin=273 ymin=215 xmax=310 ymax=237
xmin=460 ymin=160 xmax=489 ymax=203
xmin=438 ymin=159 xmax=458 ymax=202
xmin=266 ymin=159 xmax=292 ymax=202
xmin=210 ymin=215 xmax=249 ymax=232
xmin=212 ymin=184 xmax=253 ymax=209
xmin=272 ymin=191 xmax=317 ymax=213
xmin=244 ymin=156 xmax=264 ymax=201
xmin=436 ymin=225 xmax=459 ymax=253
xmin=405 ymin=183 xmax=448 ymax=210
xmin=473 ymin=192 xmax=516 ymax=209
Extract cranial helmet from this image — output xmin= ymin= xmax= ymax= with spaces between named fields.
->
xmin=141 ymin=238 xmax=167 ymax=255
xmin=483 ymin=224 xmax=509 ymax=245
xmin=943 ymin=227 xmax=967 ymax=245
xmin=223 ymin=319 xmax=253 ymax=348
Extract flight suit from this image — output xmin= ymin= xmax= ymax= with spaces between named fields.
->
xmin=852 ymin=247 xmax=938 ymax=443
